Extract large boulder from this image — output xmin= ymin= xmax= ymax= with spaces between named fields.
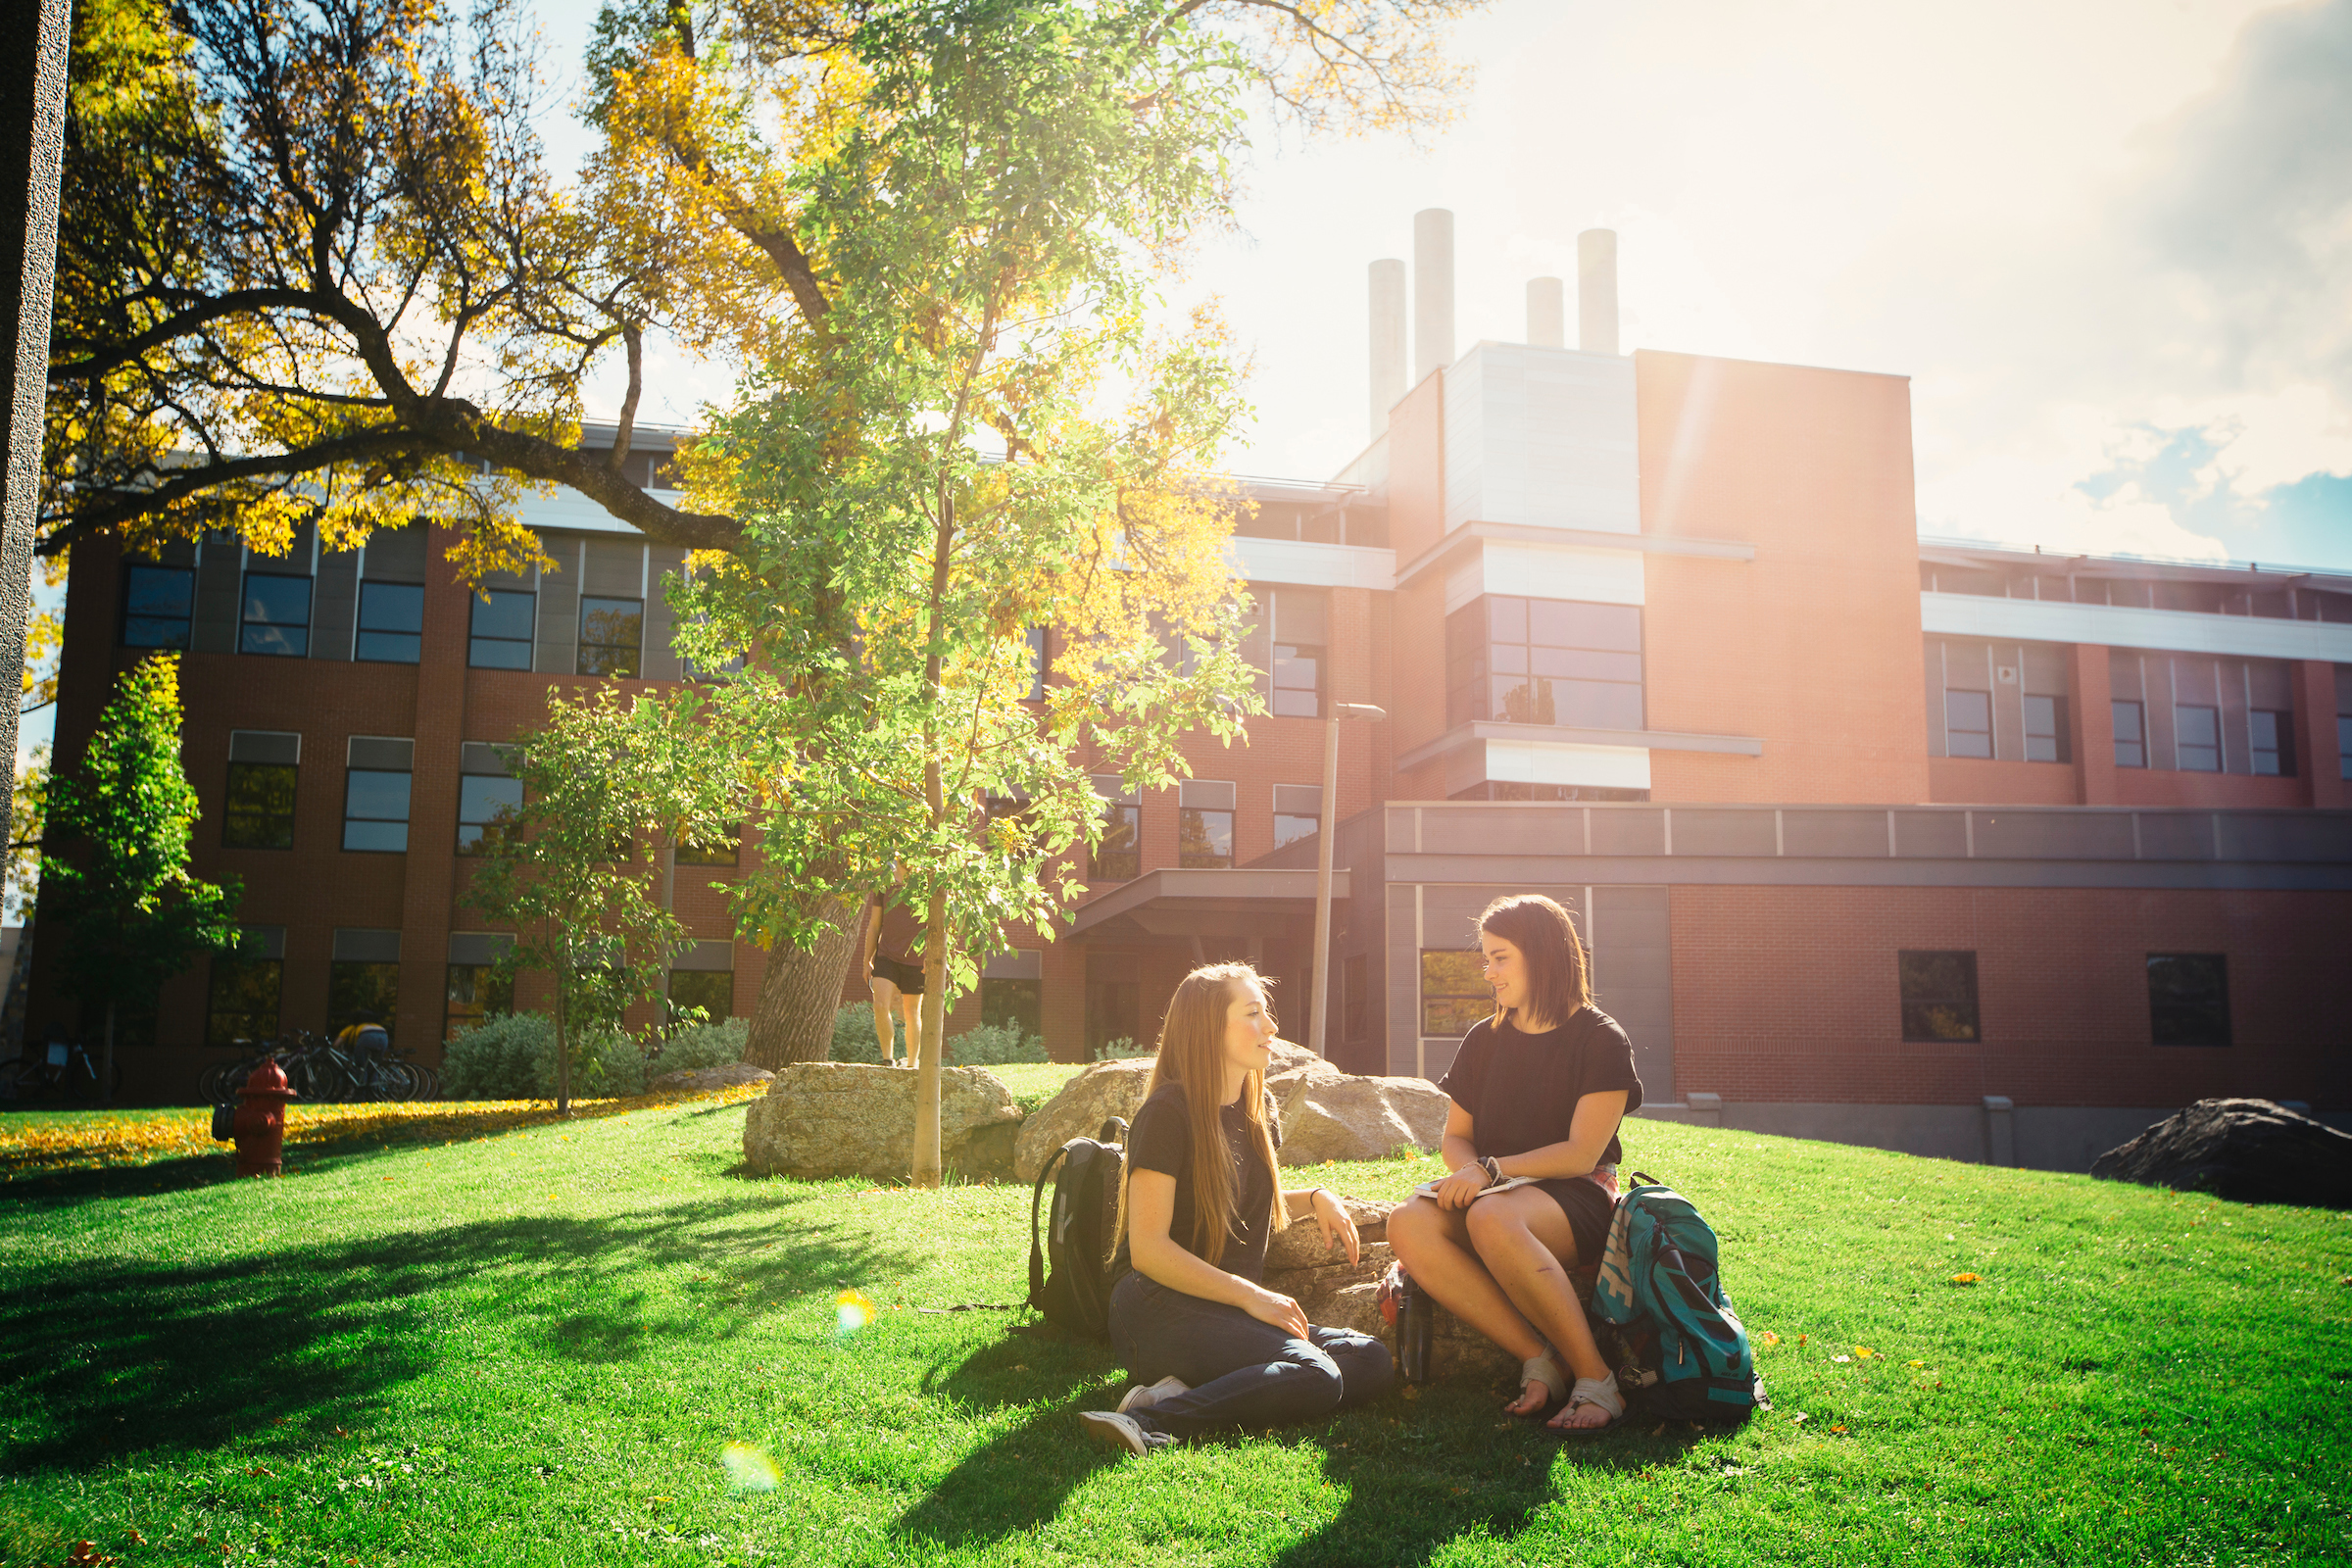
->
xmin=2090 ymin=1098 xmax=2352 ymax=1208
xmin=1275 ymin=1074 xmax=1449 ymax=1166
xmin=649 ymin=1062 xmax=774 ymax=1095
xmin=1013 ymin=1057 xmax=1156 ymax=1182
xmin=1261 ymin=1231 xmax=1518 ymax=1383
xmin=743 ymin=1063 xmax=1024 ymax=1181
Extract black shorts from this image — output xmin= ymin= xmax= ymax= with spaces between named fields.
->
xmin=1532 ymin=1176 xmax=1615 ymax=1268
xmin=869 ymin=954 xmax=924 ymax=995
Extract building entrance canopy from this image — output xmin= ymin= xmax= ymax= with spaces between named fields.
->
xmin=1068 ymin=868 xmax=1351 ymax=942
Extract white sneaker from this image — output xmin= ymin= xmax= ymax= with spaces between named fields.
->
xmin=1116 ymin=1376 xmax=1189 ymax=1415
xmin=1079 ymin=1410 xmax=1157 ymax=1457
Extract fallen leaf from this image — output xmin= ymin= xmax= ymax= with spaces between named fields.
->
xmin=1832 ymin=1354 xmax=1852 ymax=1363
xmin=1791 ymin=1412 xmax=1808 ymax=1424
xmin=124 ymin=1528 xmax=146 ymax=1544
xmin=1853 ymin=1346 xmax=1877 ymax=1359
xmin=1907 ymin=1359 xmax=1927 ymax=1369
xmin=247 ymin=1464 xmax=274 ymax=1477
xmin=1950 ymin=1273 xmax=1981 ymax=1286
xmin=1830 ymin=1425 xmax=1848 ymax=1435
xmin=1757 ymin=1331 xmax=1781 ymax=1348
xmin=1796 ymin=1335 xmax=1807 ymax=1347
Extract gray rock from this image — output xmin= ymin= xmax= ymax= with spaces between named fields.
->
xmin=2090 ymin=1098 xmax=2352 ymax=1208
xmin=648 ymin=1062 xmax=775 ymax=1095
xmin=1275 ymin=1074 xmax=1449 ymax=1166
xmin=742 ymin=1063 xmax=1024 ymax=1181
xmin=1261 ymin=1238 xmax=1519 ymax=1383
xmin=1013 ymin=1057 xmax=1156 ymax=1182
xmin=1262 ymin=1198 xmax=1395 ymax=1271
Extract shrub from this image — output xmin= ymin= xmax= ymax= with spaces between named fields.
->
xmin=1093 ymin=1037 xmax=1149 ymax=1061
xmin=441 ymin=1012 xmax=649 ymax=1100
xmin=648 ymin=1016 xmax=749 ymax=1075
xmin=830 ymin=1002 xmax=887 ymax=1063
xmin=947 ymin=1021 xmax=1048 ymax=1065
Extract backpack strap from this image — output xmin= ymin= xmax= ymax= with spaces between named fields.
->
xmin=1027 ymin=1143 xmax=1080 ymax=1308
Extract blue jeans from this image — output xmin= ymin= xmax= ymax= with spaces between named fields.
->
xmin=1106 ymin=1270 xmax=1394 ymax=1441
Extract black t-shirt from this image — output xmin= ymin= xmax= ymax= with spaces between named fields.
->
xmin=1438 ymin=1007 xmax=1644 ymax=1169
xmin=1113 ymin=1082 xmax=1283 ymax=1285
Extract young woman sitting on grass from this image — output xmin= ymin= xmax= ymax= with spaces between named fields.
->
xmin=1386 ymin=894 xmax=1645 ymax=1435
xmin=1081 ymin=962 xmax=1395 ymax=1456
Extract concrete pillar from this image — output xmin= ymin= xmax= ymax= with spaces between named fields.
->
xmin=1526 ymin=277 xmax=1565 ymax=348
xmin=1413 ymin=209 xmax=1453 ymax=383
xmin=1368 ymin=258 xmax=1407 ymax=440
xmin=2290 ymin=660 xmax=2347 ymax=808
xmin=1982 ymin=1096 xmax=2017 ymax=1167
xmin=2070 ymin=642 xmax=2115 ymax=805
xmin=1687 ymin=1091 xmax=1723 ymax=1127
xmin=1578 ymin=229 xmax=1619 ymax=356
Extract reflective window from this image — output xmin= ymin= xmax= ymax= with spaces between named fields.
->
xmin=241 ymin=572 xmax=312 ymax=657
xmin=668 ymin=968 xmax=734 ymax=1023
xmin=1420 ymin=951 xmax=1491 ymax=1038
xmin=578 ymin=596 xmax=644 ymax=677
xmin=2175 ymin=705 xmax=2221 ymax=771
xmin=1446 ymin=596 xmax=1642 ymax=730
xmin=2023 ymin=694 xmax=2070 ymax=763
xmin=2113 ymin=700 xmax=2146 ymax=767
xmin=206 ymin=955 xmax=282 ymax=1047
xmin=1898 ymin=951 xmax=1980 ymax=1042
xmin=675 ymin=825 xmax=741 ymax=866
xmin=1091 ymin=775 xmax=1141 ymax=882
xmin=328 ymin=961 xmax=400 ymax=1041
xmin=1944 ymin=690 xmax=1992 ymax=759
xmin=356 ymin=581 xmax=424 ymax=662
xmin=122 ymin=564 xmax=195 ymax=649
xmin=343 ymin=768 xmax=413 ymax=852
xmin=1272 ymin=782 xmax=1321 ymax=849
xmin=223 ymin=761 xmax=297 ymax=850
xmin=470 ymin=590 xmax=535 ymax=669
xmin=981 ymin=976 xmax=1042 ymax=1035
xmin=457 ymin=773 xmax=523 ymax=855
xmin=2249 ymin=710 xmax=2293 ymax=777
xmin=1178 ymin=780 xmax=1234 ymax=869
xmin=445 ymin=963 xmax=513 ymax=1040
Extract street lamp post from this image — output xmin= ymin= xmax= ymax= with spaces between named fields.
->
xmin=1310 ymin=702 xmax=1385 ymax=1057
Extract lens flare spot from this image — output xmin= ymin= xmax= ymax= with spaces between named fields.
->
xmin=836 ymin=1289 xmax=877 ymax=1338
xmin=720 ymin=1443 xmax=780 ymax=1492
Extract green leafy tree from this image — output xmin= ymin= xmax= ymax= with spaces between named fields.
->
xmin=459 ymin=691 xmax=699 ymax=1111
xmin=39 ymin=655 xmax=241 ymax=1101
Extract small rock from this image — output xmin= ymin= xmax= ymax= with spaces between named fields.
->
xmin=648 ymin=1062 xmax=775 ymax=1094
xmin=743 ymin=1063 xmax=1023 ymax=1180
xmin=1013 ymin=1058 xmax=1157 ymax=1182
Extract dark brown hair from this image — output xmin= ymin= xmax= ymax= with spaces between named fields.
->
xmin=1478 ymin=894 xmax=1592 ymax=1033
xmin=1112 ymin=962 xmax=1282 ymax=1267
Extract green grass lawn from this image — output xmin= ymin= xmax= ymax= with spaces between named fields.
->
xmin=2 ymin=1096 xmax=2346 ymax=1567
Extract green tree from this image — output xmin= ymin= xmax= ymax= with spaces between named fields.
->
xmin=459 ymin=691 xmax=699 ymax=1111
xmin=40 ymin=655 xmax=241 ymax=1101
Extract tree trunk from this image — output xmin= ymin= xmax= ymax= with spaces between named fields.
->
xmin=554 ymin=966 xmax=571 ymax=1114
xmin=742 ymin=894 xmax=863 ymax=1069
xmin=912 ymin=890 xmax=946 ymax=1187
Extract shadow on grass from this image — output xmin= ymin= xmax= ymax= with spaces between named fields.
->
xmin=0 ymin=1192 xmax=917 ymax=1474
xmin=894 ymin=1336 xmax=1715 ymax=1566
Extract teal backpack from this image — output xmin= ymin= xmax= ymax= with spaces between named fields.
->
xmin=1590 ymin=1176 xmax=1766 ymax=1424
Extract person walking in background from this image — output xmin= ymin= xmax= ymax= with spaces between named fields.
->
xmin=1385 ymin=894 xmax=1644 ymax=1435
xmin=864 ymin=876 xmax=925 ymax=1067
xmin=1080 ymin=962 xmax=1393 ymax=1456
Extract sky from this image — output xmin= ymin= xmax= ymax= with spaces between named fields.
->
xmin=532 ymin=0 xmax=2352 ymax=574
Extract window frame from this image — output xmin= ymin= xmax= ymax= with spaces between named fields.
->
xmin=469 ymin=588 xmax=537 ymax=669
xmin=1896 ymin=950 xmax=1982 ymax=1043
xmin=239 ymin=569 xmax=314 ymax=657
xmin=577 ymin=594 xmax=646 ymax=677
xmin=327 ymin=959 xmax=402 ymax=1041
xmin=666 ymin=967 xmax=734 ymax=1024
xmin=444 ymin=962 xmax=514 ymax=1041
xmin=2174 ymin=703 xmax=2221 ymax=772
xmin=206 ymin=952 xmax=284 ymax=1047
xmin=2022 ymin=693 xmax=2071 ymax=763
xmin=342 ymin=744 xmax=415 ymax=854
xmin=122 ymin=563 xmax=195 ymax=649
xmin=222 ymin=760 xmax=299 ymax=850
xmin=1943 ymin=689 xmax=1993 ymax=760
xmin=456 ymin=772 xmax=524 ymax=856
xmin=1446 ymin=594 xmax=1644 ymax=731
xmin=2248 ymin=710 xmax=2294 ymax=777
xmin=1176 ymin=779 xmax=1235 ymax=869
xmin=354 ymin=580 xmax=425 ymax=663
xmin=1090 ymin=774 xmax=1142 ymax=883
xmin=1419 ymin=950 xmax=1492 ymax=1038
xmin=2113 ymin=699 xmax=2147 ymax=767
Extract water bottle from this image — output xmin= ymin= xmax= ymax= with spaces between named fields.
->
xmin=1397 ymin=1270 xmax=1434 ymax=1385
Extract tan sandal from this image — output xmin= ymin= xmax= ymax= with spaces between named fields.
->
xmin=1512 ymin=1349 xmax=1567 ymax=1415
xmin=1547 ymin=1374 xmax=1626 ymax=1436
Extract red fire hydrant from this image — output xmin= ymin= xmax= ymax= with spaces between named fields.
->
xmin=232 ymin=1059 xmax=298 ymax=1177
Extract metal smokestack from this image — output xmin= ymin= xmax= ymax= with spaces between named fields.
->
xmin=1578 ymin=228 xmax=1619 ymax=355
xmin=1526 ymin=277 xmax=1565 ymax=348
xmin=1368 ymin=258 xmax=1407 ymax=438
xmin=1414 ymin=208 xmax=1454 ymax=382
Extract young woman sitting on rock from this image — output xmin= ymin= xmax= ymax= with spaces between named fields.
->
xmin=1386 ymin=894 xmax=1644 ymax=1434
xmin=1081 ymin=962 xmax=1395 ymax=1456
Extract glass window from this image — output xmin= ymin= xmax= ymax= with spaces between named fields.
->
xmin=457 ymin=773 xmax=523 ymax=855
xmin=1446 ymin=595 xmax=1643 ymax=731
xmin=675 ymin=826 xmax=741 ymax=866
xmin=328 ymin=961 xmax=400 ymax=1041
xmin=2113 ymin=700 xmax=2146 ymax=767
xmin=2023 ymin=694 xmax=2070 ymax=763
xmin=2340 ymin=714 xmax=2351 ymax=781
xmin=2176 ymin=705 xmax=2221 ymax=771
xmin=1272 ymin=782 xmax=1321 ymax=849
xmin=470 ymin=589 xmax=535 ymax=669
xmin=667 ymin=968 xmax=733 ymax=1023
xmin=206 ymin=955 xmax=283 ymax=1047
xmin=1178 ymin=780 xmax=1234 ymax=869
xmin=356 ymin=581 xmax=424 ymax=662
xmin=1086 ymin=953 xmax=1141 ymax=1056
xmin=1897 ymin=951 xmax=1980 ymax=1042
xmin=343 ymin=768 xmax=413 ymax=852
xmin=2147 ymin=954 xmax=2230 ymax=1047
xmin=1091 ymin=775 xmax=1141 ymax=882
xmin=1944 ymin=690 xmax=1992 ymax=759
xmin=444 ymin=963 xmax=513 ymax=1040
xmin=1420 ymin=951 xmax=1491 ymax=1038
xmin=240 ymin=572 xmax=313 ymax=657
xmin=122 ymin=564 xmax=194 ymax=648
xmin=222 ymin=761 xmax=297 ymax=850
xmin=981 ymin=976 xmax=1042 ymax=1035
xmin=2249 ymin=710 xmax=2293 ymax=777
xmin=1272 ymin=642 xmax=1323 ymax=717
xmin=578 ymin=596 xmax=644 ymax=677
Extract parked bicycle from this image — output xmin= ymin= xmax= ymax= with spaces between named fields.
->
xmin=1 ymin=1034 xmax=122 ymax=1103
xmin=198 ymin=1028 xmax=441 ymax=1104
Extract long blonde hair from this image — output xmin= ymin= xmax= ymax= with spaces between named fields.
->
xmin=1114 ymin=962 xmax=1283 ymax=1267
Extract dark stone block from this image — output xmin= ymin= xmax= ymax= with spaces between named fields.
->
xmin=2089 ymin=1098 xmax=2352 ymax=1208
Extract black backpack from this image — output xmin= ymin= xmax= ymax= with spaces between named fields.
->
xmin=1025 ymin=1118 xmax=1129 ymax=1342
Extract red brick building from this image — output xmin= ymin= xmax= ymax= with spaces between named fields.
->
xmin=29 ymin=223 xmax=2352 ymax=1167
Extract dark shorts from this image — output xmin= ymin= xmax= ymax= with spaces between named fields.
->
xmin=1532 ymin=1175 xmax=1615 ymax=1267
xmin=869 ymin=954 xmax=924 ymax=995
